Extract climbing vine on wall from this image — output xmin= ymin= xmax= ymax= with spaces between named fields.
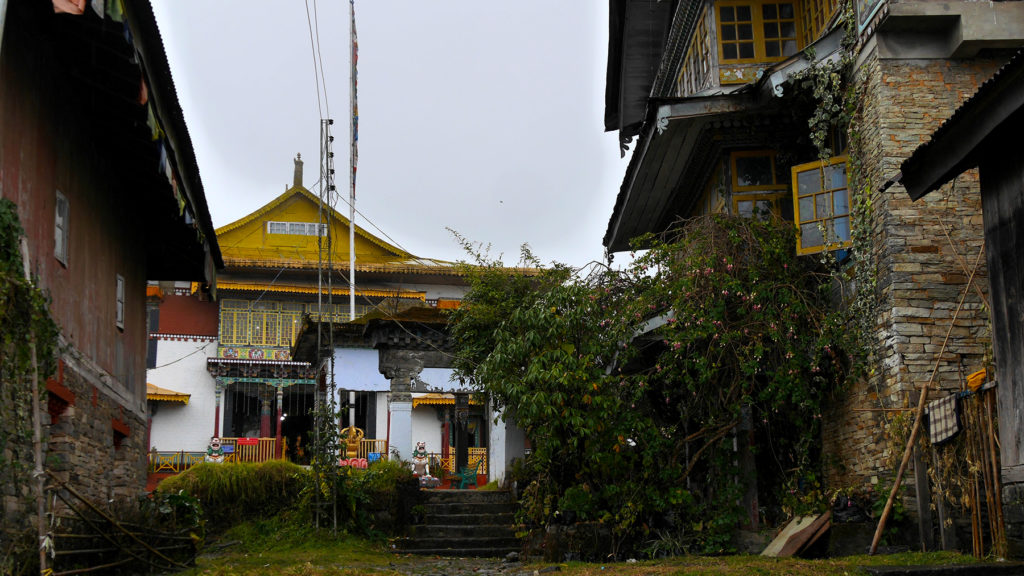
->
xmin=0 ymin=198 xmax=60 ymax=555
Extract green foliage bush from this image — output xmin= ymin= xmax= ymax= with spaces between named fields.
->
xmin=158 ymin=459 xmax=419 ymax=538
xmin=156 ymin=460 xmax=309 ymax=531
xmin=449 ymin=215 xmax=861 ymax=556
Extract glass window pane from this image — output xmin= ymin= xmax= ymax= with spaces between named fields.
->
xmin=828 ymin=164 xmax=847 ymax=189
xmin=289 ymin=222 xmax=305 ymax=235
xmin=833 ymin=189 xmax=849 ymax=216
xmin=766 ymin=41 xmax=780 ymax=58
xmin=764 ymin=22 xmax=779 ymax=38
xmin=782 ymin=39 xmax=798 ymax=57
xmin=723 ymin=43 xmax=738 ymax=59
xmin=738 ymin=23 xmax=753 ymax=40
xmin=801 ymin=222 xmax=823 ymax=248
xmin=780 ymin=3 xmax=795 ymax=19
xmin=739 ymin=42 xmax=755 ymax=59
xmin=763 ymin=4 xmax=777 ymax=19
xmin=722 ymin=25 xmax=737 ymax=41
xmin=780 ymin=22 xmax=796 ymax=37
xmin=736 ymin=155 xmax=774 ymax=187
xmin=834 ymin=216 xmax=851 ymax=243
xmin=799 ymin=196 xmax=814 ymax=221
xmin=738 ymin=200 xmax=754 ymax=218
xmin=721 ymin=6 xmax=735 ymax=22
xmin=798 ymin=169 xmax=822 ymax=196
xmin=737 ymin=5 xmax=752 ymax=21
xmin=816 ymin=193 xmax=833 ymax=219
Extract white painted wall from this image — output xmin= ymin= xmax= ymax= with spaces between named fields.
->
xmin=489 ymin=406 xmax=527 ymax=485
xmin=410 ymin=405 xmax=445 ymax=454
xmin=398 ymin=282 xmax=469 ymax=301
xmin=418 ymin=367 xmax=458 ymax=391
xmin=333 ymin=348 xmax=390 ymax=391
xmin=148 ymin=338 xmax=218 ymax=452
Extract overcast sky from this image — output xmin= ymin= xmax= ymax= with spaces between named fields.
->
xmin=151 ymin=1 xmax=628 ymax=269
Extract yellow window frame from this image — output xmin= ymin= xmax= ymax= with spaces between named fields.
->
xmin=716 ymin=0 xmax=802 ymax=64
xmin=732 ymin=191 xmax=790 ymax=220
xmin=220 ymin=299 xmax=250 ymax=346
xmin=730 ymin=150 xmax=788 ymax=192
xmin=791 ymin=156 xmax=852 ymax=255
xmin=801 ymin=0 xmax=840 ymax=42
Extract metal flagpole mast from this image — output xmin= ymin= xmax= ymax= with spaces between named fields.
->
xmin=349 ymin=0 xmax=357 ymax=323
xmin=348 ymin=0 xmax=358 ymax=438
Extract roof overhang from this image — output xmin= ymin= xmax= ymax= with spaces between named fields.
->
xmin=900 ymin=51 xmax=1024 ymax=200
xmin=291 ymin=304 xmax=452 ymax=363
xmin=146 ymin=383 xmax=190 ymax=404
xmin=603 ymin=28 xmax=847 ymax=253
xmin=605 ymin=0 xmax=677 ymax=140
xmin=604 ymin=94 xmax=759 ymax=252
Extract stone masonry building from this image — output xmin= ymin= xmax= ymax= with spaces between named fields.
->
xmin=603 ymin=0 xmax=1024 ymax=551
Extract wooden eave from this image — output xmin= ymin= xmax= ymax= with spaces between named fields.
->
xmin=290 ymin=304 xmax=452 ymax=363
xmin=42 ymin=2 xmax=222 ymax=282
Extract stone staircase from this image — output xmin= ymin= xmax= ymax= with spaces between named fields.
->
xmin=395 ymin=489 xmax=520 ymax=558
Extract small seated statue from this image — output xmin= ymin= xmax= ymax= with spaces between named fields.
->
xmin=205 ymin=437 xmax=224 ymax=463
xmin=410 ymin=441 xmax=439 ymax=488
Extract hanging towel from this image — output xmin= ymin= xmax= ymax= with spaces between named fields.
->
xmin=926 ymin=394 xmax=961 ymax=445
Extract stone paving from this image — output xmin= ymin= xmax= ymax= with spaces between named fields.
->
xmin=383 ymin=554 xmax=543 ymax=576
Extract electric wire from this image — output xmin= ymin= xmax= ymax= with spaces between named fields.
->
xmin=303 ymin=0 xmax=324 ymax=120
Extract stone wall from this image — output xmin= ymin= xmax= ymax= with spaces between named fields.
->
xmin=823 ymin=47 xmax=1002 ymax=542
xmin=2 ymin=356 xmax=148 ymax=544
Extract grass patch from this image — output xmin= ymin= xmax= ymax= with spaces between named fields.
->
xmin=178 ymin=536 xmax=986 ymax=576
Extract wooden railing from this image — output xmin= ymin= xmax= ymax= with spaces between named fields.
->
xmin=221 ymin=437 xmax=277 ymax=463
xmin=358 ymin=439 xmax=388 ymax=459
xmin=427 ymin=448 xmax=487 ymax=475
xmin=150 ymin=437 xmax=393 ymax=472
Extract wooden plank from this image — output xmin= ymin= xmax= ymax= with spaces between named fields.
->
xmin=761 ymin=512 xmax=831 ymax=557
xmin=981 ymin=153 xmax=1024 ymax=469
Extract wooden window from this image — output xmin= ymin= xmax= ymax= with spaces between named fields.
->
xmin=791 ymin=157 xmax=851 ymax=255
xmin=55 ymin=190 xmax=69 ymax=266
xmin=266 ymin=221 xmax=328 ymax=236
xmin=220 ymin=300 xmax=250 ymax=345
xmin=733 ymin=191 xmax=792 ymax=221
xmin=250 ymin=301 xmax=280 ymax=346
xmin=279 ymin=302 xmax=305 ymax=347
xmin=717 ymin=1 xmax=799 ymax=63
xmin=677 ymin=7 xmax=712 ymax=96
xmin=801 ymin=0 xmax=839 ymax=42
xmin=731 ymin=150 xmax=788 ymax=192
xmin=115 ymin=275 xmax=125 ymax=329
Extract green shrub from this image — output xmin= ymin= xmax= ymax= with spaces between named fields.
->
xmin=156 ymin=460 xmax=309 ymax=530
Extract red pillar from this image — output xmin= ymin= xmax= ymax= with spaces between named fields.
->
xmin=259 ymin=393 xmax=271 ymax=438
xmin=275 ymin=388 xmax=283 ymax=458
xmin=213 ymin=386 xmax=222 ymax=437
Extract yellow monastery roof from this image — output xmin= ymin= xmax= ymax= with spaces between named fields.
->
xmin=219 ymin=256 xmax=465 ymax=276
xmin=215 ymin=186 xmax=414 ymax=261
xmin=146 ymin=383 xmax=190 ymax=404
xmin=216 ymin=280 xmax=426 ymax=300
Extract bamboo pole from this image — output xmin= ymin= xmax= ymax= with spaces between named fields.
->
xmin=20 ymin=239 xmax=47 ymax=575
xmin=984 ymin=391 xmax=1007 ymax=556
xmin=869 ymin=246 xmax=985 ymax=555
xmin=47 ymin=472 xmax=186 ymax=569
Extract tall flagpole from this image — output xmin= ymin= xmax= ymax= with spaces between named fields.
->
xmin=348 ymin=0 xmax=358 ymax=430
xmin=349 ymin=0 xmax=357 ymax=323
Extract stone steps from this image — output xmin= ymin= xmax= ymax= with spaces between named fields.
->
xmin=395 ymin=489 xmax=519 ymax=558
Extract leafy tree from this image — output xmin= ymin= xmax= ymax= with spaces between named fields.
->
xmin=449 ymin=215 xmax=858 ymax=554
